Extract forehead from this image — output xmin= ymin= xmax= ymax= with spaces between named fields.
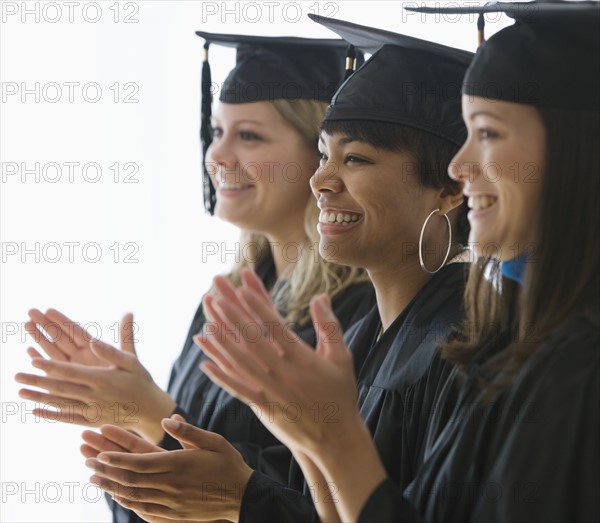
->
xmin=319 ymin=131 xmax=358 ymax=146
xmin=212 ymin=101 xmax=281 ymax=123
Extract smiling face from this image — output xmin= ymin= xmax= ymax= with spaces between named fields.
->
xmin=450 ymin=95 xmax=546 ymax=260
xmin=312 ymin=131 xmax=452 ymax=270
xmin=206 ymin=101 xmax=317 ymax=240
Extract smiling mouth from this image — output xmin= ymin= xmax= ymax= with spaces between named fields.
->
xmin=318 ymin=210 xmax=363 ymax=226
xmin=468 ymin=195 xmax=498 ymax=211
xmin=218 ymin=182 xmax=253 ymax=190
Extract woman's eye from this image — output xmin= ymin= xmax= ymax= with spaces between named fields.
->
xmin=211 ymin=126 xmax=223 ymax=138
xmin=478 ymin=128 xmax=498 ymax=140
xmin=346 ymin=155 xmax=366 ymax=164
xmin=240 ymin=131 xmax=261 ymax=141
xmin=319 ymin=152 xmax=329 ymax=163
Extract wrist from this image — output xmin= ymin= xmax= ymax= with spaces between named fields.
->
xmin=226 ymin=463 xmax=253 ymax=523
xmin=308 ymin=408 xmax=366 ymax=463
xmin=312 ymin=418 xmax=388 ymax=522
xmin=138 ymin=391 xmax=177 ymax=444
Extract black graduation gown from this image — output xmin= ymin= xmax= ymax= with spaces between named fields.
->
xmin=358 ymin=313 xmax=600 ymax=523
xmin=111 ymin=257 xmax=376 ymax=523
xmin=237 ymin=262 xmax=468 ymax=523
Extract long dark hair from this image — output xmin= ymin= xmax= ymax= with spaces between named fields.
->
xmin=442 ymin=107 xmax=600 ymax=397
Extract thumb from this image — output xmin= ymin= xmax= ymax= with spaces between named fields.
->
xmin=90 ymin=340 xmax=137 ymax=370
xmin=169 ymin=414 xmax=196 ymax=450
xmin=120 ymin=313 xmax=137 ymax=356
xmin=162 ymin=416 xmax=228 ymax=452
xmin=310 ymin=294 xmax=346 ymax=360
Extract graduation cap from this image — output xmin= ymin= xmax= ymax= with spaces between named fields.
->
xmin=195 ymin=32 xmax=363 ymax=214
xmin=308 ymin=14 xmax=474 ymax=147
xmin=405 ymin=1 xmax=600 ymax=110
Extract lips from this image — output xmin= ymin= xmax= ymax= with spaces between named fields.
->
xmin=218 ymin=182 xmax=254 ymax=190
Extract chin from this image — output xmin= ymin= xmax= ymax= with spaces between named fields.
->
xmin=319 ymin=241 xmax=353 ymax=267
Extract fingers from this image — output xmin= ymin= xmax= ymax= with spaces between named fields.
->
xmin=110 ymin=496 xmax=175 ymax=520
xmin=200 ymin=361 xmax=265 ymax=407
xmin=26 ymin=346 xmax=44 ymax=360
xmin=15 ymin=371 xmax=91 ymax=400
xmin=194 ymin=331 xmax=242 ymax=377
xmin=26 ymin=357 xmax=101 ymax=386
xmin=89 ymin=472 xmax=167 ymax=506
xmin=241 ymin=268 xmax=272 ymax=303
xmin=161 ymin=418 xmax=229 ymax=452
xmin=27 ymin=308 xmax=83 ymax=360
xmin=99 ymin=425 xmax=163 ymax=454
xmin=82 ymin=429 xmax=129 ymax=454
xmin=44 ymin=308 xmax=93 ymax=348
xmin=238 ymin=288 xmax=302 ymax=351
xmin=24 ymin=400 xmax=96 ymax=426
xmin=120 ymin=313 xmax=137 ymax=355
xmin=213 ymin=275 xmax=241 ymax=303
xmin=80 ymin=444 xmax=100 ymax=458
xmin=165 ymin=414 xmax=197 ymax=451
xmin=309 ymin=294 xmax=347 ymax=359
xmin=24 ymin=315 xmax=69 ymax=362
xmin=195 ymin=321 xmax=277 ymax=392
xmin=213 ymin=275 xmax=258 ymax=321
xmin=202 ymin=295 xmax=227 ymax=333
xmin=89 ymin=341 xmax=137 ymax=370
xmin=94 ymin=451 xmax=175 ymax=474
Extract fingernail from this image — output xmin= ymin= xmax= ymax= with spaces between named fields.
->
xmin=97 ymin=454 xmax=110 ymax=464
xmin=84 ymin=458 xmax=97 ymax=469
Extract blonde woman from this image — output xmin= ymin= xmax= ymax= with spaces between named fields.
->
xmin=16 ymin=34 xmax=374 ymax=523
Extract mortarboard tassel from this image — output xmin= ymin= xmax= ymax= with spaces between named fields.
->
xmin=477 ymin=12 xmax=486 ymax=47
xmin=201 ymin=42 xmax=216 ymax=215
xmin=343 ymin=44 xmax=357 ymax=81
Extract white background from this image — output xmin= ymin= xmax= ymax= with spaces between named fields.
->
xmin=1 ymin=1 xmax=511 ymax=521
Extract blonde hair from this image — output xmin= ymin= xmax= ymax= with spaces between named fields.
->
xmin=215 ymin=98 xmax=370 ymax=326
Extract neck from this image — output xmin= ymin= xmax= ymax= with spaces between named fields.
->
xmin=267 ymin=229 xmax=308 ymax=279
xmin=370 ymin=244 xmax=463 ymax=331
xmin=368 ymin=260 xmax=432 ymax=331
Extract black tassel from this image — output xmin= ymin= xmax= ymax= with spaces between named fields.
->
xmin=201 ymin=42 xmax=216 ymax=215
xmin=477 ymin=12 xmax=486 ymax=47
xmin=343 ymin=44 xmax=357 ymax=81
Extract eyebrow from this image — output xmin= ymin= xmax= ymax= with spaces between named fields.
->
xmin=318 ymin=135 xmax=360 ymax=145
xmin=469 ymin=110 xmax=505 ymax=122
xmin=211 ymin=119 xmax=265 ymax=126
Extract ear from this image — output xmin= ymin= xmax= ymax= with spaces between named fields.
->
xmin=437 ymin=182 xmax=465 ymax=215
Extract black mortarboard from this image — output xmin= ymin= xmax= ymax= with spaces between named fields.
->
xmin=194 ymin=32 xmax=364 ymax=214
xmin=309 ymin=14 xmax=474 ymax=147
xmin=405 ymin=1 xmax=600 ymax=110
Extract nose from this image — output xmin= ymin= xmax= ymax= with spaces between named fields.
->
xmin=447 ymin=140 xmax=480 ymax=184
xmin=205 ymin=134 xmax=236 ymax=179
xmin=310 ymin=160 xmax=344 ymax=197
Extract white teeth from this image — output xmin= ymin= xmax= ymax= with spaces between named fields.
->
xmin=468 ymin=195 xmax=497 ymax=211
xmin=318 ymin=211 xmax=362 ymax=224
